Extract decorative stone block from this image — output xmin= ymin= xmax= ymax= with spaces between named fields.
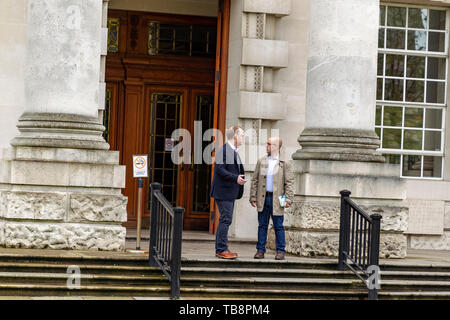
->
xmin=239 ymin=91 xmax=286 ymax=119
xmin=244 ymin=0 xmax=291 ymax=16
xmin=69 ymin=194 xmax=127 ymax=223
xmin=5 ymin=191 xmax=66 ymax=220
xmin=3 ymin=222 xmax=126 ymax=251
xmin=242 ymin=38 xmax=288 ymax=68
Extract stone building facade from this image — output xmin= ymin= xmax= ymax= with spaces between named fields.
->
xmin=0 ymin=0 xmax=449 ymax=257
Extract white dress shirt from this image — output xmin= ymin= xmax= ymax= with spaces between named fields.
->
xmin=266 ymin=154 xmax=279 ymax=192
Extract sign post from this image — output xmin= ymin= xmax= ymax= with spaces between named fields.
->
xmin=132 ymin=154 xmax=148 ymax=252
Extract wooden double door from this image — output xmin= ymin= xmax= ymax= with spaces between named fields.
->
xmin=122 ymin=85 xmax=214 ymax=230
xmin=105 ymin=3 xmax=231 ymax=231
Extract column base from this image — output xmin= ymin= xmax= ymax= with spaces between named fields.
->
xmin=10 ymin=113 xmax=110 ymax=150
xmin=267 ymin=159 xmax=409 ymax=258
xmin=293 ymin=128 xmax=385 ymax=163
xmin=0 ymin=146 xmax=127 ymax=251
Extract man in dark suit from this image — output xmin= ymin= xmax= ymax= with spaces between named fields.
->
xmin=210 ymin=126 xmax=246 ymax=259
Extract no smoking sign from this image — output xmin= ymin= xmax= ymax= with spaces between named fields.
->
xmin=133 ymin=154 xmax=148 ymax=178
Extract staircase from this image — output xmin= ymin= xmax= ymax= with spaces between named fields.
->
xmin=1 ymin=248 xmax=450 ymax=299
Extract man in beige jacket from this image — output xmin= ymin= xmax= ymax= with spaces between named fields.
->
xmin=250 ymin=137 xmax=294 ymax=260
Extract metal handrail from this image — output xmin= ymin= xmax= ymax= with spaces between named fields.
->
xmin=149 ymin=182 xmax=184 ymax=299
xmin=338 ymin=190 xmax=382 ymax=300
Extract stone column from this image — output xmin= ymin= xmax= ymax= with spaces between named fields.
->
xmin=276 ymin=0 xmax=409 ymax=258
xmin=0 ymin=0 xmax=127 ymax=251
xmin=11 ymin=0 xmax=108 ymax=150
xmin=293 ymin=0 xmax=384 ymax=163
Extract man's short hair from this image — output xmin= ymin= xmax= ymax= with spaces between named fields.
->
xmin=226 ymin=126 xmax=242 ymax=140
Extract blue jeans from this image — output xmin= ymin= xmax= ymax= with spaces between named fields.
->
xmin=215 ymin=200 xmax=235 ymax=253
xmin=256 ymin=194 xmax=286 ymax=254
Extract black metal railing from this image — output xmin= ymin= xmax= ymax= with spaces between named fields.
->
xmin=338 ymin=190 xmax=382 ymax=300
xmin=149 ymin=182 xmax=184 ymax=299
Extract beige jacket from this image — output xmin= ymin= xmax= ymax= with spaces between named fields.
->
xmin=249 ymin=155 xmax=295 ymax=215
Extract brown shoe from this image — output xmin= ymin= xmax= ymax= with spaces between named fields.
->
xmin=254 ymin=251 xmax=265 ymax=259
xmin=216 ymin=250 xmax=238 ymax=259
xmin=275 ymin=252 xmax=285 ymax=260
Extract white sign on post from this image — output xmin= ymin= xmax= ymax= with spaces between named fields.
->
xmin=133 ymin=154 xmax=148 ymax=178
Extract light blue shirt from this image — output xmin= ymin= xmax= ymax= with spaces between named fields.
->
xmin=266 ymin=155 xmax=279 ymax=192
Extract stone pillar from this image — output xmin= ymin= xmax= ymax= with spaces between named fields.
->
xmin=11 ymin=0 xmax=107 ymax=150
xmin=293 ymin=0 xmax=383 ymax=163
xmin=277 ymin=0 xmax=409 ymax=258
xmin=0 ymin=0 xmax=127 ymax=251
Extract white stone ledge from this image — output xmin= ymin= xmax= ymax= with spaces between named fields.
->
xmin=10 ymin=161 xmax=126 ymax=189
xmin=242 ymin=38 xmax=288 ymax=68
xmin=238 ymin=91 xmax=286 ymax=120
xmin=243 ymin=0 xmax=291 ymax=16
xmin=297 ymin=173 xmax=406 ymax=200
xmin=13 ymin=147 xmax=119 ymax=164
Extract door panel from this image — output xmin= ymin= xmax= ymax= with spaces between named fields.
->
xmin=146 ymin=87 xmax=187 ymax=209
xmin=184 ymin=89 xmax=214 ymax=230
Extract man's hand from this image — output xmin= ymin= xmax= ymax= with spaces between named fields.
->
xmin=285 ymin=202 xmax=291 ymax=208
xmin=237 ymin=174 xmax=247 ymax=185
xmin=251 ymin=201 xmax=256 ymax=207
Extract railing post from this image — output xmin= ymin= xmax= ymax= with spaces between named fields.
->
xmin=149 ymin=182 xmax=161 ymax=267
xmin=170 ymin=206 xmax=184 ymax=300
xmin=338 ymin=190 xmax=351 ymax=270
xmin=368 ymin=213 xmax=382 ymax=300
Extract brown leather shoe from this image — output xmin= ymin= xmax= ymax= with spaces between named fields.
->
xmin=275 ymin=252 xmax=285 ymax=260
xmin=254 ymin=251 xmax=265 ymax=259
xmin=216 ymin=250 xmax=238 ymax=259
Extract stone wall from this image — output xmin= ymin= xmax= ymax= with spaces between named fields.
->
xmin=0 ymin=146 xmax=127 ymax=251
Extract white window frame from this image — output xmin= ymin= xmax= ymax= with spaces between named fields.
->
xmin=377 ymin=2 xmax=448 ymax=180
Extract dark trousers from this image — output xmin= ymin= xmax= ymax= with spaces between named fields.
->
xmin=215 ymin=200 xmax=235 ymax=253
xmin=256 ymin=194 xmax=286 ymax=254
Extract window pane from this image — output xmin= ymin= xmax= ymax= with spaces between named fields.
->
xmin=424 ymin=131 xmax=441 ymax=151
xmin=423 ymin=156 xmax=442 ymax=178
xmin=402 ymin=155 xmax=421 ymax=177
xmin=407 ymin=56 xmax=425 ymax=78
xmin=405 ymin=80 xmax=424 ymax=102
xmin=404 ymin=108 xmax=423 ymax=128
xmin=380 ymin=5 xmax=386 ymax=26
xmin=428 ymin=32 xmax=445 ymax=52
xmin=408 ymin=30 xmax=427 ymax=51
xmin=387 ymin=6 xmax=406 ymax=27
xmin=408 ymin=8 xmax=428 ymax=29
xmin=376 ymin=105 xmax=382 ymax=126
xmin=385 ymin=54 xmax=404 ymax=77
xmin=379 ymin=28 xmax=385 ymax=48
xmin=426 ymin=81 xmax=445 ymax=104
xmin=425 ymin=109 xmax=443 ymax=129
xmin=378 ymin=54 xmax=384 ymax=76
xmin=383 ymin=106 xmax=403 ymax=126
xmin=429 ymin=10 xmax=446 ymax=30
xmin=404 ymin=130 xmax=423 ymax=150
xmin=386 ymin=29 xmax=406 ymax=49
xmin=385 ymin=79 xmax=404 ymax=101
xmin=427 ymin=57 xmax=446 ymax=80
xmin=383 ymin=128 xmax=402 ymax=148
xmin=377 ymin=78 xmax=383 ymax=100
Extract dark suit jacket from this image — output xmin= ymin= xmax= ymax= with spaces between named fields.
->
xmin=210 ymin=143 xmax=245 ymax=201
